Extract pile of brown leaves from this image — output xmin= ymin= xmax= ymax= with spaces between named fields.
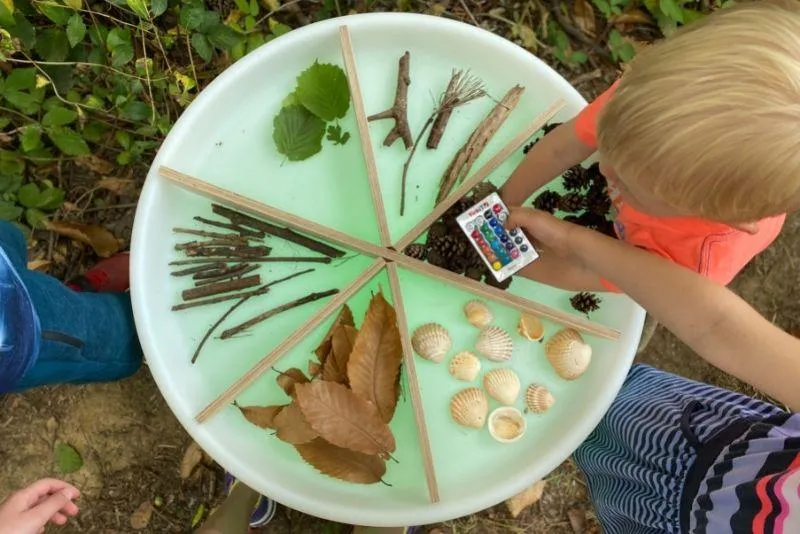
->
xmin=237 ymin=292 xmax=404 ymax=484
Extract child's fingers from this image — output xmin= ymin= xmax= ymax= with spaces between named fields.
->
xmin=25 ymin=490 xmax=74 ymax=526
xmin=16 ymin=479 xmax=79 ymax=509
xmin=49 ymin=512 xmax=68 ymax=525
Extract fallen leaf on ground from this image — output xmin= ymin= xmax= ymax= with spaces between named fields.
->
xmin=572 ymin=0 xmax=597 ymax=37
xmin=295 ymin=381 xmax=396 ymax=456
xmin=180 ymin=442 xmax=204 ymax=480
xmin=314 ymin=305 xmax=355 ymax=362
xmin=45 ymin=221 xmax=120 ymax=257
xmin=295 ymin=438 xmax=386 ymax=484
xmin=276 ymin=368 xmax=310 ymax=398
xmin=321 ymin=324 xmax=357 ymax=384
xmin=238 ymin=404 xmax=285 ymax=429
xmin=273 ymin=403 xmax=319 ymax=444
xmin=97 ymin=177 xmax=136 ymax=195
xmin=130 ymin=501 xmax=153 ymax=530
xmin=568 ymin=508 xmax=587 ymax=534
xmin=75 ymin=154 xmax=115 ymax=174
xmin=505 ymin=479 xmax=546 ymax=518
xmin=611 ymin=10 xmax=652 ymax=26
xmin=347 ymin=292 xmax=403 ymax=422
xmin=54 ymin=442 xmax=83 ymax=474
xmin=27 ymin=259 xmax=51 ymax=271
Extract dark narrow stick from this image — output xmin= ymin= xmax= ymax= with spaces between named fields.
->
xmin=172 ymin=269 xmax=315 ymax=311
xmin=195 ymin=265 xmax=260 ymax=286
xmin=191 ymin=285 xmax=272 ymax=364
xmin=211 ymin=204 xmax=345 ymax=258
xmin=175 ymin=238 xmax=248 ymax=250
xmin=168 ymin=257 xmax=332 ymax=266
xmin=182 ymin=275 xmax=260 ymax=301
xmin=193 ymin=263 xmax=250 ymax=280
xmin=171 ymin=262 xmax=226 ymax=277
xmin=184 ymin=245 xmax=271 ymax=258
xmin=220 ymin=289 xmax=339 ymax=340
xmin=173 ymin=228 xmax=251 ymax=241
xmin=193 ymin=216 xmax=265 ymax=238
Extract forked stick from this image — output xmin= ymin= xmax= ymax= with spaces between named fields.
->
xmin=339 ymin=25 xmax=392 ymax=247
xmin=158 ymin=166 xmax=620 ymax=340
xmin=395 ymin=98 xmax=566 ymax=251
xmin=386 ymin=263 xmax=439 ymax=503
xmin=195 ymin=259 xmax=385 ymax=423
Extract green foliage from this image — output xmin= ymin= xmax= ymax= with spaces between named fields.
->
xmin=326 ymin=124 xmax=350 ymax=146
xmin=273 ymin=105 xmax=326 ymax=161
xmin=547 ymin=21 xmax=588 ymax=67
xmin=296 ymin=62 xmax=350 ymax=121
xmin=54 ymin=442 xmax=83 ymax=474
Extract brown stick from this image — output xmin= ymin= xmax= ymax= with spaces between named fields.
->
xmin=184 ymin=245 xmax=272 ymax=258
xmin=168 ymin=257 xmax=332 ymax=266
xmin=220 ymin=289 xmax=340 ymax=339
xmin=427 ymin=75 xmax=458 ymax=149
xmin=172 ymin=269 xmax=314 ymax=311
xmin=182 ymin=275 xmax=260 ymax=301
xmin=173 ymin=228 xmax=251 ymax=241
xmin=195 ymin=265 xmax=260 ymax=286
xmin=171 ymin=262 xmax=226 ymax=277
xmin=436 ymin=85 xmax=525 ymax=203
xmin=193 ymin=263 xmax=251 ymax=280
xmin=211 ymin=204 xmax=344 ymax=258
xmin=367 ymin=51 xmax=413 ymax=149
xmin=400 ymin=114 xmax=435 ymax=216
xmin=176 ymin=239 xmax=249 ymax=251
xmin=193 ymin=217 xmax=265 ymax=238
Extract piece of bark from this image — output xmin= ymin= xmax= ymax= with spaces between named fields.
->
xmin=436 ymin=85 xmax=525 ymax=203
xmin=426 ymin=74 xmax=458 ymax=149
xmin=194 ymin=265 xmax=260 ymax=286
xmin=171 ymin=262 xmax=226 ymax=277
xmin=181 ymin=275 xmax=260 ymax=301
xmin=367 ymin=52 xmax=413 ymax=149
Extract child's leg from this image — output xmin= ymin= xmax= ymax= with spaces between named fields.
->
xmin=195 ymin=482 xmax=260 ymax=534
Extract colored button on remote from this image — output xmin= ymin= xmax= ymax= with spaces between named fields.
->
xmin=499 ymin=234 xmax=509 ymax=243
xmin=504 ymin=242 xmax=514 ymax=251
xmin=484 ymin=210 xmax=493 ymax=219
xmin=514 ymin=237 xmax=523 ymax=245
xmin=509 ymin=229 xmax=518 ymax=236
xmin=520 ymin=244 xmax=529 ymax=252
xmin=493 ymin=204 xmax=503 ymax=213
xmin=491 ymin=261 xmax=502 ymax=271
xmin=510 ymin=249 xmax=520 ymax=259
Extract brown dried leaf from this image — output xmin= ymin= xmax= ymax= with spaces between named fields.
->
xmin=180 ymin=442 xmax=204 ymax=480
xmin=130 ymin=501 xmax=153 ymax=530
xmin=295 ymin=381 xmax=396 ymax=455
xmin=321 ymin=324 xmax=357 ymax=385
xmin=505 ymin=479 xmax=546 ymax=518
xmin=96 ymin=177 xmax=136 ymax=195
xmin=273 ymin=403 xmax=319 ymax=444
xmin=314 ymin=305 xmax=355 ymax=361
xmin=612 ymin=10 xmax=652 ymax=26
xmin=45 ymin=221 xmax=120 ymax=258
xmin=75 ymin=154 xmax=114 ymax=174
xmin=572 ymin=0 xmax=597 ymax=37
xmin=347 ymin=293 xmax=403 ymax=422
xmin=238 ymin=404 xmax=285 ymax=429
xmin=308 ymin=360 xmax=322 ymax=377
xmin=27 ymin=259 xmax=51 ymax=271
xmin=295 ymin=438 xmax=386 ymax=484
xmin=276 ymin=368 xmax=310 ymax=398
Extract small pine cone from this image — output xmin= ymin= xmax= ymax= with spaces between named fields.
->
xmin=427 ymin=249 xmax=448 ymax=268
xmin=562 ymin=215 xmax=582 ymax=225
xmin=585 ymin=163 xmax=606 ymax=188
xmin=465 ymin=265 xmax=484 ymax=281
xmin=522 ymin=141 xmax=535 ymax=155
xmin=570 ymin=292 xmax=602 ymax=314
xmin=561 ymin=166 xmax=591 ymax=191
xmin=404 ymin=243 xmax=427 ymax=261
xmin=484 ymin=271 xmax=512 ymax=290
xmin=470 ymin=182 xmax=498 ymax=201
xmin=576 ymin=211 xmax=608 ymax=231
xmin=427 ymin=222 xmax=447 ymax=241
xmin=533 ymin=190 xmax=561 ymax=213
xmin=558 ymin=192 xmax=586 ymax=213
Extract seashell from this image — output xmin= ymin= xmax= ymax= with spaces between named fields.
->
xmin=476 ymin=326 xmax=514 ymax=362
xmin=517 ymin=314 xmax=545 ymax=342
xmin=449 ymin=351 xmax=481 ymax=381
xmin=483 ymin=368 xmax=521 ymax=405
xmin=545 ymin=328 xmax=592 ymax=380
xmin=450 ymin=388 xmax=489 ymax=428
xmin=411 ymin=323 xmax=451 ymax=363
xmin=525 ymin=384 xmax=555 ymax=414
xmin=488 ymin=407 xmax=526 ymax=443
xmin=464 ymin=300 xmax=493 ymax=328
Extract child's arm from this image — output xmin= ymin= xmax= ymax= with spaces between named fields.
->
xmin=508 ymin=209 xmax=800 ymax=411
xmin=516 ymin=249 xmax=607 ymax=292
xmin=500 ymin=118 xmax=595 ymax=207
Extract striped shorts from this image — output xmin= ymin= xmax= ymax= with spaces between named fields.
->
xmin=573 ymin=364 xmax=784 ymax=534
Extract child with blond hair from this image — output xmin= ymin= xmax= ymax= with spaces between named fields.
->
xmin=501 ymin=0 xmax=800 ymax=291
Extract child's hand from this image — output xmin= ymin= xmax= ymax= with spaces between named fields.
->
xmin=506 ymin=207 xmax=579 ymax=259
xmin=0 ymin=478 xmax=80 ymax=534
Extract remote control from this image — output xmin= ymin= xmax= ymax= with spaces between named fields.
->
xmin=456 ymin=193 xmax=539 ymax=282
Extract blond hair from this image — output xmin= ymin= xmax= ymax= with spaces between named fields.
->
xmin=597 ymin=0 xmax=800 ymax=223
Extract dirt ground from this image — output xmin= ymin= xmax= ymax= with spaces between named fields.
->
xmin=2 ymin=14 xmax=800 ymax=534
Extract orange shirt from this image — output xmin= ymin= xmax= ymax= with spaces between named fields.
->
xmin=574 ymin=84 xmax=785 ymax=291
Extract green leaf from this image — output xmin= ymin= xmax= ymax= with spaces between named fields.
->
xmin=295 ymin=62 xmax=350 ymax=121
xmin=272 ymin=104 xmax=325 ymax=161
xmin=126 ymin=0 xmax=149 ymax=18
xmin=121 ymin=100 xmax=151 ymax=121
xmin=46 ymin=127 xmax=90 ymax=156
xmin=180 ymin=5 xmax=207 ymax=30
xmin=55 ymin=442 xmax=83 ymax=474
xmin=25 ymin=207 xmax=47 ymax=229
xmin=0 ymin=174 xmax=22 ymax=194
xmin=4 ymin=90 xmax=40 ymax=114
xmin=17 ymin=183 xmax=40 ymax=208
xmin=66 ymin=14 xmax=86 ymax=47
xmin=38 ymin=187 xmax=65 ymax=211
xmin=107 ymin=28 xmax=134 ymax=66
xmin=206 ymin=23 xmax=243 ymax=50
xmin=151 ymin=0 xmax=167 ymax=17
xmin=8 ymin=13 xmax=36 ymax=49
xmin=0 ymin=151 xmax=24 ymax=177
xmin=658 ymin=0 xmax=684 ymax=22
xmin=190 ymin=32 xmax=213 ymax=61
xmin=20 ymin=125 xmax=42 ymax=152
xmin=38 ymin=3 xmax=70 ymax=24
xmin=36 ymin=28 xmax=70 ymax=61
xmin=115 ymin=130 xmax=132 ymax=149
xmin=326 ymin=123 xmax=350 ymax=145
xmin=5 ymin=68 xmax=36 ymax=91
xmin=0 ymin=200 xmax=22 ymax=221
xmin=42 ymin=107 xmax=78 ymax=127
xmin=281 ymin=90 xmax=299 ymax=108
xmin=269 ymin=21 xmax=291 ymax=37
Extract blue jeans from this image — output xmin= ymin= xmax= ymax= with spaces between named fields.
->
xmin=0 ymin=222 xmax=142 ymax=391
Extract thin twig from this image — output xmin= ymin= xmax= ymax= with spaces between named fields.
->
xmin=171 ymin=262 xmax=226 ymax=277
xmin=195 ymin=265 xmax=260 ymax=286
xmin=168 ymin=257 xmax=332 ymax=266
xmin=182 ymin=275 xmax=260 ymax=301
xmin=173 ymin=228 xmax=249 ymax=241
xmin=193 ymin=216 xmax=265 ymax=237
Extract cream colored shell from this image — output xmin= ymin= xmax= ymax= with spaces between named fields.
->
xmin=476 ymin=326 xmax=514 ymax=362
xmin=483 ymin=368 xmax=521 ymax=405
xmin=525 ymin=384 xmax=555 ymax=414
xmin=464 ymin=300 xmax=493 ymax=328
xmin=411 ymin=323 xmax=451 ymax=363
xmin=450 ymin=388 xmax=489 ymax=428
xmin=517 ymin=314 xmax=544 ymax=342
xmin=545 ymin=328 xmax=592 ymax=380
xmin=488 ymin=407 xmax=526 ymax=443
xmin=449 ymin=351 xmax=481 ymax=381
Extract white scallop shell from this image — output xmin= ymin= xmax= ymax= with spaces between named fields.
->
xmin=411 ymin=323 xmax=451 ymax=363
xmin=476 ymin=326 xmax=514 ymax=362
xmin=488 ymin=407 xmax=526 ymax=443
xmin=545 ymin=328 xmax=592 ymax=380
xmin=464 ymin=300 xmax=493 ymax=328
xmin=483 ymin=368 xmax=521 ymax=405
xmin=450 ymin=388 xmax=489 ymax=428
xmin=517 ymin=314 xmax=544 ymax=342
xmin=525 ymin=384 xmax=555 ymax=414
xmin=449 ymin=351 xmax=481 ymax=381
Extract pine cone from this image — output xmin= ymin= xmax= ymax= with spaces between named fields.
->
xmin=585 ymin=163 xmax=606 ymax=189
xmin=484 ymin=272 xmax=512 ymax=290
xmin=558 ymin=192 xmax=586 ymax=213
xmin=470 ymin=182 xmax=498 ymax=201
xmin=404 ymin=243 xmax=427 ymax=261
xmin=522 ymin=141 xmax=536 ymax=155
xmin=577 ymin=212 xmax=616 ymax=237
xmin=542 ymin=122 xmax=562 ymax=135
xmin=427 ymin=221 xmax=447 ymax=241
xmin=561 ymin=166 xmax=591 ymax=191
xmin=585 ymin=182 xmax=611 ymax=216
xmin=570 ymin=292 xmax=602 ymax=314
xmin=562 ymin=215 xmax=581 ymax=225
xmin=533 ymin=190 xmax=561 ymax=213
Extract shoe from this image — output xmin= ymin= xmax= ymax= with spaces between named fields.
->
xmin=67 ymin=253 xmax=130 ymax=293
xmin=224 ymin=472 xmax=276 ymax=527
